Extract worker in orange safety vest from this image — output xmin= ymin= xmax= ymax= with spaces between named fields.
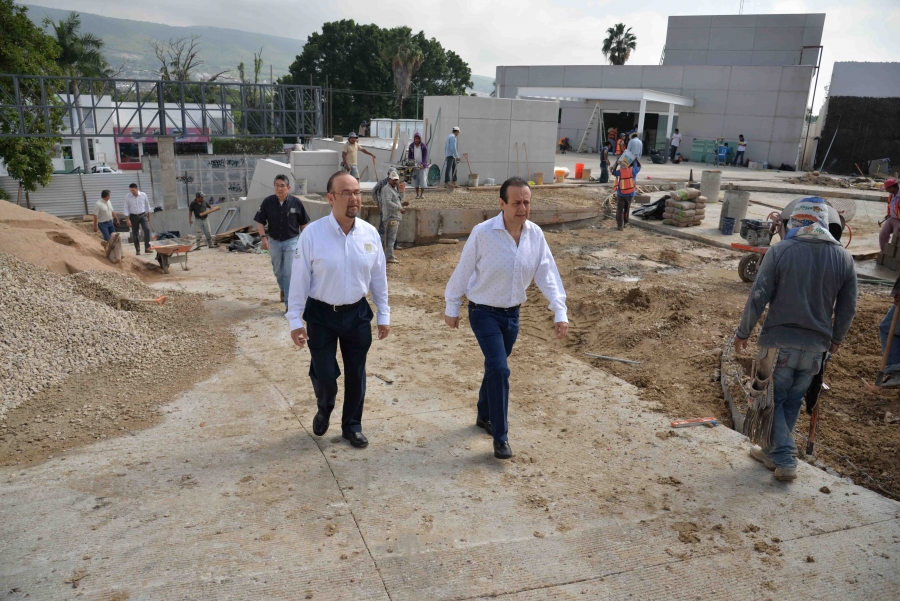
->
xmin=613 ymin=160 xmax=641 ymax=230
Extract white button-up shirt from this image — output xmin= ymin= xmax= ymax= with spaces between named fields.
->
xmin=287 ymin=213 xmax=390 ymax=331
xmin=444 ymin=213 xmax=568 ymax=322
xmin=123 ymin=191 xmax=151 ymax=216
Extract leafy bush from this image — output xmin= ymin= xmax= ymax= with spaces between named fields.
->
xmin=211 ymin=138 xmax=284 ymax=155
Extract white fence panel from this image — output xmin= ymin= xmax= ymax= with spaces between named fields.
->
xmin=0 ymin=173 xmax=155 ymax=218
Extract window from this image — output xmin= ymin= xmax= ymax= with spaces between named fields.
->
xmin=558 ymin=109 xmax=562 ymax=124
xmin=87 ymin=139 xmax=95 ymax=161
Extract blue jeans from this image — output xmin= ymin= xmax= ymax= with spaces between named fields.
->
xmin=880 ymin=305 xmax=900 ymax=367
xmin=98 ymin=220 xmax=116 ymax=241
xmin=268 ymin=236 xmax=298 ymax=298
xmin=767 ymin=348 xmax=823 ymax=468
xmin=444 ymin=156 xmax=458 ymax=183
xmin=469 ymin=303 xmax=520 ymax=442
xmin=734 ymin=150 xmax=745 ymax=166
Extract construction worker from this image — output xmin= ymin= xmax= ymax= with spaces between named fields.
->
xmin=374 ymin=169 xmax=408 ymax=264
xmin=408 ymin=132 xmax=428 ymax=198
xmin=878 ymin=274 xmax=900 ymax=387
xmin=254 ymin=174 xmax=311 ymax=307
xmin=444 ymin=177 xmax=568 ymax=460
xmin=734 ymin=197 xmax=857 ymax=482
xmin=670 ymin=128 xmax=682 ymax=162
xmin=616 ymin=133 xmax=626 ymax=156
xmin=188 ymin=192 xmax=215 ymax=249
xmin=92 ymin=189 xmax=118 ymax=242
xmin=598 ymin=140 xmax=611 ymax=184
xmin=626 ymin=132 xmax=643 ymax=158
xmin=342 ymin=132 xmax=375 ymax=180
xmin=878 ymin=178 xmax=900 ymax=251
xmin=613 ymin=157 xmax=640 ymax=230
xmin=444 ymin=126 xmax=460 ymax=186
xmin=287 ymin=171 xmax=391 ymax=449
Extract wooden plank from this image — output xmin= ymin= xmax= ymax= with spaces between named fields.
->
xmin=389 ymin=123 xmax=400 ymax=162
xmin=199 ymin=205 xmax=221 ymax=217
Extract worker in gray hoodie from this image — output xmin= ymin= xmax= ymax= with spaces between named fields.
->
xmin=734 ymin=197 xmax=857 ymax=483
xmin=374 ymin=169 xmax=408 ymax=264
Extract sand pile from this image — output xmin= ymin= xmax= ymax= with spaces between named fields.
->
xmin=0 ymin=251 xmax=205 ymax=416
xmin=0 ymin=200 xmax=153 ymax=275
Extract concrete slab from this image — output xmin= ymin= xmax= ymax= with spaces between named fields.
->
xmin=776 ymin=91 xmax=810 ymax=118
xmin=247 ymin=158 xmax=294 ymax=201
xmin=601 ymin=66 xmax=644 ymax=89
xmin=562 ymin=65 xmax=604 ymax=88
xmin=710 ymin=15 xmax=758 ymax=28
xmin=803 ymin=25 xmax=824 ymax=47
xmin=510 ymin=99 xmax=558 ymax=123
xmin=459 ymin=97 xmax=512 ymax=121
xmin=668 ymin=15 xmax=712 ymax=29
xmin=757 ymin=13 xmax=809 ymax=28
xmin=666 ymin=27 xmax=711 ymax=51
xmin=728 ymin=66 xmax=783 ymax=91
xmin=772 ymin=117 xmax=804 ymax=143
xmin=708 ymin=27 xmax=756 ymax=51
xmin=705 ymin=50 xmax=754 ymax=66
xmin=780 ymin=66 xmax=815 ymax=91
xmin=692 ymin=89 xmax=730 ymax=114
xmin=722 ymin=114 xmax=775 ymax=140
xmin=663 ymin=50 xmax=709 ymax=67
xmin=682 ymin=65 xmax=733 ymax=90
xmin=753 ymin=27 xmax=805 ymax=51
xmin=527 ymin=66 xmax=564 ymax=87
xmin=805 ymin=13 xmax=827 ymax=28
xmin=640 ymin=66 xmax=685 ymax=89
xmin=499 ymin=67 xmax=529 ymax=87
xmin=723 ymin=91 xmax=779 ymax=117
xmin=752 ymin=50 xmax=804 ymax=67
xmin=1 ymin=240 xmax=898 ymax=600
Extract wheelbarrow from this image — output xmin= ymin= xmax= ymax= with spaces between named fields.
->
xmin=730 ymin=242 xmax=769 ymax=283
xmin=149 ymin=238 xmax=194 ymax=274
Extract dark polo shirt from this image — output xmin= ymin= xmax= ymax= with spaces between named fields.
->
xmin=253 ymin=194 xmax=310 ymax=241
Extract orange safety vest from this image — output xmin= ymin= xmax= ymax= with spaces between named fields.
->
xmin=617 ymin=167 xmax=635 ymax=195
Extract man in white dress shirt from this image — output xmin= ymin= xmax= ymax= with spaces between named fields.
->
xmin=444 ymin=177 xmax=568 ymax=459
xmin=123 ymin=183 xmax=153 ymax=255
xmin=287 ymin=171 xmax=391 ymax=448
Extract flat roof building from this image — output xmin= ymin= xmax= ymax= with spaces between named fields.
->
xmin=496 ymin=13 xmax=824 ymax=169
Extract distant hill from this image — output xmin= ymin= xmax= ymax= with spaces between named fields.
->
xmin=22 ymin=3 xmax=495 ymax=95
xmin=23 ymin=4 xmax=304 ymax=82
xmin=468 ymin=74 xmax=495 ymax=97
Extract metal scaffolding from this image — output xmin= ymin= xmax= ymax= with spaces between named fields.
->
xmin=0 ymin=74 xmax=323 ymax=139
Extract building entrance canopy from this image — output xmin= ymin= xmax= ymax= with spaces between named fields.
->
xmin=516 ymin=86 xmax=694 ymax=144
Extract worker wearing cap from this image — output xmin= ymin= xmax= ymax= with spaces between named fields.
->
xmin=879 ymin=178 xmax=900 ymax=252
xmin=444 ymin=126 xmax=460 ymax=186
xmin=375 ymin=169 xmax=409 ymax=264
xmin=444 ymin=177 xmax=568 ymax=460
xmin=188 ymin=192 xmax=215 ymax=250
xmin=342 ymin=132 xmax=376 ymax=181
xmin=287 ymin=171 xmax=391 ymax=449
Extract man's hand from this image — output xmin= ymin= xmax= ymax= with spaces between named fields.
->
xmin=290 ymin=327 xmax=308 ymax=348
xmin=734 ymin=336 xmax=749 ymax=355
xmin=554 ymin=322 xmax=568 ymax=339
xmin=189 ymin=219 xmax=193 ymax=226
xmin=829 ymin=342 xmax=840 ymax=354
xmin=114 ymin=218 xmax=119 ymax=226
xmin=260 ymin=237 xmax=270 ymax=251
xmin=444 ymin=315 xmax=459 ymax=329
xmin=894 ymin=293 xmax=900 ymax=305
xmin=377 ymin=325 xmax=391 ymax=340
xmin=401 ymin=201 xmax=410 ymax=207
xmin=92 ymin=225 xmax=98 ymax=233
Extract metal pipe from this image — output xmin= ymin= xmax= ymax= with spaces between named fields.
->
xmin=584 ymin=352 xmax=641 ymax=365
xmin=818 ymin=114 xmax=841 ymax=172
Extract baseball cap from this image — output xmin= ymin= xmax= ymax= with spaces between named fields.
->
xmin=388 ymin=170 xmax=400 ymax=180
xmin=452 ymin=126 xmax=460 ymax=132
xmin=884 ymin=178 xmax=898 ymax=190
xmin=348 ymin=132 xmax=358 ymax=138
xmin=195 ymin=192 xmax=204 ymax=198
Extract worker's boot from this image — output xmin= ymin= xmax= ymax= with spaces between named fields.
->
xmin=774 ymin=466 xmax=797 ymax=482
xmin=749 ymin=446 xmax=776 ymax=471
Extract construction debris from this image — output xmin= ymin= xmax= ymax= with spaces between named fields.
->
xmin=785 ymin=172 xmax=887 ymax=190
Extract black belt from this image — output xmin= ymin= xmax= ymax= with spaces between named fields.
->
xmin=469 ymin=302 xmax=520 ymax=312
xmin=309 ymin=296 xmax=365 ymax=313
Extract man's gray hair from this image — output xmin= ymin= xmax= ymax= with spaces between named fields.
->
xmin=274 ymin=174 xmax=290 ymax=186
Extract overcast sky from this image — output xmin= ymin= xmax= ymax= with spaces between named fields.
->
xmin=24 ymin=0 xmax=900 ymax=112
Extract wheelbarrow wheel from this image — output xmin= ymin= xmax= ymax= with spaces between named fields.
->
xmin=427 ymin=163 xmax=441 ymax=187
xmin=156 ymin=253 xmax=170 ymax=274
xmin=738 ymin=253 xmax=761 ymax=283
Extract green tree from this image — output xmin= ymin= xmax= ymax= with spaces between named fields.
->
xmin=0 ymin=0 xmax=64 ymax=191
xmin=381 ymin=27 xmax=424 ymax=114
xmin=602 ymin=23 xmax=637 ymax=65
xmin=47 ymin=11 xmax=111 ymax=173
xmin=282 ymin=20 xmax=472 ymax=134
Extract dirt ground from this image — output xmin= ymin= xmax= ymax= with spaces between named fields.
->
xmin=387 ymin=218 xmax=900 ymax=501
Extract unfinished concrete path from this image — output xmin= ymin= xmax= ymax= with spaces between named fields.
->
xmin=1 ymin=251 xmax=898 ymax=600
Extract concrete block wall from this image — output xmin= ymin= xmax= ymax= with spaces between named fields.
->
xmin=423 ymin=96 xmax=558 ymax=185
xmin=662 ymin=13 xmax=824 ymax=67
xmin=497 ymin=63 xmax=814 ymax=168
xmin=290 ymin=150 xmax=340 ymax=194
xmin=309 ymin=139 xmax=408 ymax=184
xmin=246 ymin=159 xmax=295 ymax=201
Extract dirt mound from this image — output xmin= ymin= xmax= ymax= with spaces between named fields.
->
xmin=620 ymin=287 xmax=651 ymax=309
xmin=0 ymin=200 xmax=152 ymax=276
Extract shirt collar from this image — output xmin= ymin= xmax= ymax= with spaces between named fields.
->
xmin=492 ymin=212 xmax=530 ymax=232
xmin=328 ymin=212 xmax=356 ymax=234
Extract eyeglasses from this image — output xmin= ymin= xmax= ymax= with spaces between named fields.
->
xmin=334 ymin=190 xmax=362 ymax=199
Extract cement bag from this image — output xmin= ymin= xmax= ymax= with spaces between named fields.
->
xmin=667 ymin=208 xmax=697 ymax=219
xmin=672 ymin=188 xmax=701 ymax=201
xmin=666 ymin=199 xmax=698 ymax=210
xmin=105 ymin=232 xmax=122 ymax=264
xmin=618 ymin=150 xmax=636 ymax=169
xmin=663 ymin=218 xmax=694 ymax=228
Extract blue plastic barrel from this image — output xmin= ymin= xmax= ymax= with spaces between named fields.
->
xmin=721 ymin=217 xmax=736 ymax=235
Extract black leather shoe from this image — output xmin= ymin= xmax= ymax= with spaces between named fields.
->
xmin=494 ymin=441 xmax=513 ymax=459
xmin=475 ymin=416 xmax=492 ymax=436
xmin=312 ymin=411 xmax=330 ymax=436
xmin=342 ymin=431 xmax=369 ymax=448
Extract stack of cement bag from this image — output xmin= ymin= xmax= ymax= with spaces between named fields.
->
xmin=662 ymin=188 xmax=707 ymax=227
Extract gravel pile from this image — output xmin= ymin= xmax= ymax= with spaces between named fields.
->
xmin=0 ymin=251 xmax=205 ymax=416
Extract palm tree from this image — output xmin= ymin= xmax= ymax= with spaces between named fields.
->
xmin=602 ymin=23 xmax=637 ymax=66
xmin=381 ymin=28 xmax=424 ymax=117
xmin=47 ymin=12 xmax=110 ymax=172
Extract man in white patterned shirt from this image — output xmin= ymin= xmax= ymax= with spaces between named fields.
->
xmin=287 ymin=171 xmax=390 ymax=449
xmin=444 ymin=177 xmax=568 ymax=459
xmin=123 ymin=183 xmax=153 ymax=255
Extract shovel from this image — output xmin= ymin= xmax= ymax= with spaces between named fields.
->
xmin=875 ymin=302 xmax=900 ymax=386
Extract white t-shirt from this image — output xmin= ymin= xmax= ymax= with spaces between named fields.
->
xmin=738 ymin=141 xmax=747 ymax=151
xmin=93 ymin=199 xmax=115 ymax=222
xmin=413 ymin=144 xmax=422 ymax=164
xmin=671 ymin=133 xmax=682 ymax=148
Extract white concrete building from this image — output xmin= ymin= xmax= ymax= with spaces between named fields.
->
xmin=496 ymin=13 xmax=824 ymax=169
